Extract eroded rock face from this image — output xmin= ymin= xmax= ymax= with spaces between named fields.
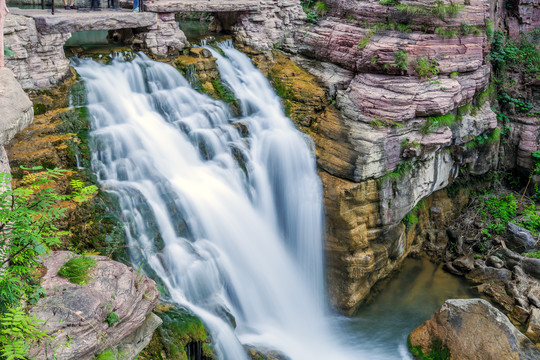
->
xmin=4 ymin=14 xmax=71 ymax=89
xmin=409 ymin=299 xmax=540 ymax=360
xmin=0 ymin=67 xmax=33 ymax=145
xmin=233 ymin=0 xmax=306 ymax=50
xmin=29 ymin=251 xmax=161 ymax=360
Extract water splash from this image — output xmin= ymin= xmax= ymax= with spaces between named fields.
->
xmin=74 ymin=46 xmax=372 ymax=359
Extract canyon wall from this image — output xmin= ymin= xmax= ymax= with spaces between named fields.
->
xmin=234 ymin=0 xmax=539 ymax=314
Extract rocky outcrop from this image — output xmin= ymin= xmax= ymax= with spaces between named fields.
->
xmin=3 ymin=13 xmax=70 ymax=89
xmin=409 ymin=298 xmax=540 ymax=360
xmin=135 ymin=12 xmax=188 ymax=57
xmin=0 ymin=67 xmax=33 ymax=145
xmin=29 ymin=251 xmax=161 ymax=360
xmin=255 ymin=45 xmax=498 ymax=312
xmin=232 ymin=0 xmax=306 ymax=50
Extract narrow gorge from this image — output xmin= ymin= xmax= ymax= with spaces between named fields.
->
xmin=0 ymin=0 xmax=539 ymax=359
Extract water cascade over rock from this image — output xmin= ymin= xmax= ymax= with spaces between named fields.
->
xmin=74 ymin=43 xmax=376 ymax=359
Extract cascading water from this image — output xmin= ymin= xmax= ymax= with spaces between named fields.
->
xmin=73 ymin=43 xmax=379 ymax=360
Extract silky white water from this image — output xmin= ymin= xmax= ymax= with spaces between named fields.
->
xmin=74 ymin=43 xmax=391 ymax=359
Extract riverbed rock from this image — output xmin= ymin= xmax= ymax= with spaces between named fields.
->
xmin=29 ymin=251 xmax=160 ymax=360
xmin=507 ymin=223 xmax=538 ymax=253
xmin=409 ymin=298 xmax=540 ymax=360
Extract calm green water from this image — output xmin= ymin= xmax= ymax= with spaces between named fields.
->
xmin=331 ymin=257 xmax=478 ymax=359
xmin=177 ymin=20 xmax=211 ymax=43
xmin=65 ymin=30 xmax=110 ymax=47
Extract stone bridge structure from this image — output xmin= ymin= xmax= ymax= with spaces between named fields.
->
xmin=2 ymin=0 xmax=268 ymax=89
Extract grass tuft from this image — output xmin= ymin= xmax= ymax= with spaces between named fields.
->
xmin=58 ymin=255 xmax=97 ymax=285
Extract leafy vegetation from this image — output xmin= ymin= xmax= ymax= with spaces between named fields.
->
xmin=58 ymin=255 xmax=97 ymax=285
xmin=369 ymin=118 xmax=404 ymax=128
xmin=393 ymin=50 xmax=409 ymax=71
xmin=0 ymin=307 xmax=49 ymax=360
xmin=0 ymin=167 xmax=97 ymax=359
xmin=420 ymin=113 xmax=456 ymax=135
xmin=380 ymin=161 xmax=415 ymax=183
xmin=301 ymin=0 xmax=328 ymax=23
xmin=489 ymin=28 xmax=540 ymax=117
xmin=414 ymin=56 xmax=439 ymax=79
xmin=106 ymin=312 xmax=120 ymax=327
xmin=395 ymin=1 xmax=463 ymax=21
xmin=464 ymin=128 xmax=501 ymax=149
xmin=435 ymin=27 xmax=458 ymax=39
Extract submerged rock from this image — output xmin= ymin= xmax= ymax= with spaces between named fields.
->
xmin=29 ymin=251 xmax=160 ymax=360
xmin=409 ymin=298 xmax=540 ymax=360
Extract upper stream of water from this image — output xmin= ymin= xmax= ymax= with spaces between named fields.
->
xmin=73 ymin=42 xmax=477 ymax=360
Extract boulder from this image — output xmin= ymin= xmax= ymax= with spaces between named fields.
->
xmin=29 ymin=251 xmax=160 ymax=360
xmin=526 ymin=307 xmax=540 ymax=343
xmin=507 ymin=223 xmax=537 ymax=253
xmin=409 ymin=299 xmax=540 ymax=360
xmin=0 ymin=67 xmax=33 ymax=144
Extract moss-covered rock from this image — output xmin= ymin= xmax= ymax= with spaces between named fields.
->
xmin=139 ymin=303 xmax=214 ymax=360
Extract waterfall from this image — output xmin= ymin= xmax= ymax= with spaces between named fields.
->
xmin=74 ymin=44 xmax=370 ymax=360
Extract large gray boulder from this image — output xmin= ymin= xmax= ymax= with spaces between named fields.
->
xmin=409 ymin=298 xmax=540 ymax=360
xmin=507 ymin=223 xmax=537 ymax=253
xmin=29 ymin=251 xmax=161 ymax=360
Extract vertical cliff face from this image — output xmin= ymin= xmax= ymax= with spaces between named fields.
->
xmin=230 ymin=0 xmax=538 ymax=313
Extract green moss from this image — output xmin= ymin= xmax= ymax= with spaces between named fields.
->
xmin=407 ymin=335 xmax=450 ymax=360
xmin=435 ymin=27 xmax=458 ymax=38
xmin=154 ymin=306 xmax=214 ymax=360
xmin=33 ymin=103 xmax=47 ymax=116
xmin=58 ymin=256 xmax=97 ymax=285
xmin=210 ymin=79 xmax=238 ymax=107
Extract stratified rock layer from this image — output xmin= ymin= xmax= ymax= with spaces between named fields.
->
xmin=409 ymin=299 xmax=540 ymax=360
xmin=29 ymin=251 xmax=160 ymax=360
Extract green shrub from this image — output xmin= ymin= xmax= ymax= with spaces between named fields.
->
xmin=314 ymin=1 xmax=328 ymax=15
xmin=520 ymin=202 xmax=540 ymax=234
xmin=479 ymin=193 xmax=517 ymax=234
xmin=394 ymin=50 xmax=409 ymax=70
xmin=58 ymin=256 xmax=97 ymax=285
xmin=106 ymin=312 xmax=120 ymax=327
xmin=414 ymin=56 xmax=439 ymax=79
xmin=402 ymin=212 xmax=419 ymax=229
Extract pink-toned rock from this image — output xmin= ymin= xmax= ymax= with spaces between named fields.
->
xmin=29 ymin=251 xmax=160 ymax=360
xmin=297 ymin=19 xmax=486 ymax=74
xmin=345 ymin=66 xmax=489 ymax=122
